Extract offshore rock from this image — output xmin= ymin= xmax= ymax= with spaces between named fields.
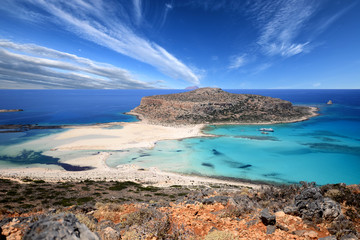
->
xmin=130 ymin=87 xmax=316 ymax=125
xmin=23 ymin=213 xmax=99 ymax=240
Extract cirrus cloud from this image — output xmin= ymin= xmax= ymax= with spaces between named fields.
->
xmin=0 ymin=40 xmax=160 ymax=89
xmin=0 ymin=0 xmax=200 ymax=85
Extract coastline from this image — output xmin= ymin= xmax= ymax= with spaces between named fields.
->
xmin=0 ymin=154 xmax=261 ymax=189
xmin=126 ymin=106 xmax=319 ymax=127
xmin=0 ymin=107 xmax=319 ymax=188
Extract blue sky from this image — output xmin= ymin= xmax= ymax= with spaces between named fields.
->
xmin=0 ymin=0 xmax=359 ymax=89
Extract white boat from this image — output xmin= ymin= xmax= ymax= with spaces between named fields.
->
xmin=259 ymin=128 xmax=274 ymax=132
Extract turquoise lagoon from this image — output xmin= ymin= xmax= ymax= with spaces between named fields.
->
xmin=0 ymin=89 xmax=359 ymax=185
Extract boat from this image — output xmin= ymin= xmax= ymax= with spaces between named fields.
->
xmin=259 ymin=128 xmax=274 ymax=132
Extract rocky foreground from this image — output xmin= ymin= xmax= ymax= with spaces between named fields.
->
xmin=130 ymin=88 xmax=317 ymax=125
xmin=0 ymin=179 xmax=359 ymax=239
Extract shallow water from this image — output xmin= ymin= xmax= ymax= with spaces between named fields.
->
xmin=1 ymin=89 xmax=360 ymax=185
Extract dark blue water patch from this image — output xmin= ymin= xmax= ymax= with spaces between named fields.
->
xmin=212 ymin=149 xmax=222 ymax=156
xmin=309 ymin=130 xmax=352 ymax=139
xmin=262 ymin=172 xmax=296 ymax=184
xmin=139 ymin=153 xmax=151 ymax=158
xmin=239 ymin=164 xmax=252 ymax=169
xmin=314 ymin=136 xmax=341 ymax=142
xmin=176 ymin=150 xmax=183 ymax=152
xmin=58 ymin=163 xmax=93 ymax=171
xmin=223 ymin=159 xmax=252 ymax=169
xmin=277 ymin=148 xmax=314 ymax=155
xmin=263 ymin=173 xmax=280 ymax=177
xmin=302 ymin=143 xmax=360 ymax=155
xmin=202 ymin=163 xmax=215 ymax=168
xmin=0 ymin=150 xmax=93 ymax=171
xmin=131 ymin=157 xmax=138 ymax=160
xmin=233 ymin=135 xmax=279 ymax=141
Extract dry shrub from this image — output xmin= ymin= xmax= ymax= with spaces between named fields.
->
xmin=75 ymin=213 xmax=97 ymax=232
xmin=122 ymin=230 xmax=139 ymax=240
xmin=121 ymin=207 xmax=193 ymax=239
xmin=220 ymin=205 xmax=243 ymax=218
xmin=204 ymin=230 xmax=235 ymax=240
xmin=93 ymin=202 xmax=125 ymax=222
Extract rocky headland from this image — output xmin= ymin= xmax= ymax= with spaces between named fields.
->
xmin=130 ymin=87 xmax=317 ymax=125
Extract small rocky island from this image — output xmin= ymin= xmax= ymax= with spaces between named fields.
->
xmin=130 ymin=87 xmax=317 ymax=125
xmin=0 ymin=109 xmax=23 ymax=113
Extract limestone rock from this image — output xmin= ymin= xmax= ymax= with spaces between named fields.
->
xmin=287 ymin=187 xmax=342 ymax=223
xmin=260 ymin=208 xmax=276 ymax=226
xmin=23 ymin=213 xmax=99 ymax=240
xmin=130 ymin=87 xmax=316 ymax=125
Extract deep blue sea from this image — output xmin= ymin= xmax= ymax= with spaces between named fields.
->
xmin=1 ymin=89 xmax=359 ymax=185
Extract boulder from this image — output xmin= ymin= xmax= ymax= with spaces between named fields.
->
xmin=260 ymin=208 xmax=276 ymax=226
xmin=287 ymin=187 xmax=342 ymax=223
xmin=23 ymin=213 xmax=99 ymax=240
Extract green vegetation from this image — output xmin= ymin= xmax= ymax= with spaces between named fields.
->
xmin=109 ymin=181 xmax=140 ymax=191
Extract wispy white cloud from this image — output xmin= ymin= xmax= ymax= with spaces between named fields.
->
xmin=312 ymin=2 xmax=357 ymax=39
xmin=159 ymin=3 xmax=174 ymax=28
xmin=132 ymin=0 xmax=142 ymax=26
xmin=0 ymin=0 xmax=200 ymax=85
xmin=264 ymin=42 xmax=310 ymax=57
xmin=250 ymin=0 xmax=317 ymax=57
xmin=0 ymin=40 xmax=158 ymax=89
xmin=229 ymin=54 xmax=247 ymax=69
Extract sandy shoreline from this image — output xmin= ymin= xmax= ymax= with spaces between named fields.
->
xmin=0 ymin=108 xmax=318 ymax=188
xmin=0 ymin=153 xmax=261 ymax=189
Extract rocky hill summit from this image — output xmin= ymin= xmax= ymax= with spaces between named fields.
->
xmin=130 ymin=87 xmax=316 ymax=125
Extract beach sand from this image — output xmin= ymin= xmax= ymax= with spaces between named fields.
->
xmin=54 ymin=122 xmax=207 ymax=150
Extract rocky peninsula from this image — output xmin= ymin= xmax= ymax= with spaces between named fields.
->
xmin=130 ymin=87 xmax=317 ymax=125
